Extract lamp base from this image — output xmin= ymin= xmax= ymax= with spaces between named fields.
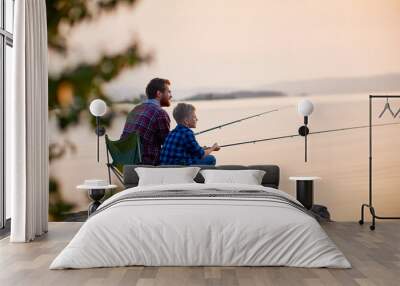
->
xmin=95 ymin=126 xmax=106 ymax=136
xmin=298 ymin=126 xmax=309 ymax=136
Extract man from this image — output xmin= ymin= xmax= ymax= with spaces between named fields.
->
xmin=121 ymin=78 xmax=172 ymax=165
xmin=160 ymin=103 xmax=220 ymax=166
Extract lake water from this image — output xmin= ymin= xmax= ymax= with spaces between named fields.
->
xmin=50 ymin=93 xmax=400 ymax=221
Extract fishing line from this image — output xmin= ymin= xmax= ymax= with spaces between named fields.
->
xmin=195 ymin=105 xmax=294 ymax=136
xmin=219 ymin=122 xmax=400 ymax=148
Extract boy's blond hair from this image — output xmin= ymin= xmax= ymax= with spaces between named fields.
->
xmin=173 ymin=103 xmax=195 ymax=124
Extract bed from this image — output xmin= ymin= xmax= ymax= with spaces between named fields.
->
xmin=50 ymin=165 xmax=350 ymax=269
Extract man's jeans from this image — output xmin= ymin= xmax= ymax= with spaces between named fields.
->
xmin=192 ymin=155 xmax=216 ymax=166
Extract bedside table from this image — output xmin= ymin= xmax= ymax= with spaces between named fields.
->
xmin=289 ymin=176 xmax=321 ymax=210
xmin=77 ymin=182 xmax=117 ymax=216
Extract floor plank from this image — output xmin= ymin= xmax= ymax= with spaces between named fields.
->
xmin=0 ymin=222 xmax=399 ymax=286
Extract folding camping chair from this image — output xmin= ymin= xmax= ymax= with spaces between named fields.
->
xmin=105 ymin=132 xmax=142 ymax=184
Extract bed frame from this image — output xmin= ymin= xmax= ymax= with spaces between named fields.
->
xmin=123 ymin=165 xmax=280 ymax=189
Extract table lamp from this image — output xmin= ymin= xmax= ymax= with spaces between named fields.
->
xmin=89 ymin=99 xmax=107 ymax=162
xmin=297 ymin=99 xmax=314 ymax=162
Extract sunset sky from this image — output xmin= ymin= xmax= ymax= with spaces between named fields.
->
xmin=53 ymin=0 xmax=400 ymax=99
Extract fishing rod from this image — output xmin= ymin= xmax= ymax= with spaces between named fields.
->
xmin=219 ymin=122 xmax=400 ymax=148
xmin=195 ymin=105 xmax=293 ymax=136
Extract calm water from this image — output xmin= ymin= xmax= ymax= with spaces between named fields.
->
xmin=50 ymin=94 xmax=400 ymax=221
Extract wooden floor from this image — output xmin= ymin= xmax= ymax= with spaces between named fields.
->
xmin=0 ymin=222 xmax=399 ymax=286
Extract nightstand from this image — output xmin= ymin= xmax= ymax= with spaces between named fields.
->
xmin=289 ymin=176 xmax=321 ymax=210
xmin=77 ymin=180 xmax=117 ymax=216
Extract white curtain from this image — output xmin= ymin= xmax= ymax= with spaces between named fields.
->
xmin=8 ymin=0 xmax=49 ymax=242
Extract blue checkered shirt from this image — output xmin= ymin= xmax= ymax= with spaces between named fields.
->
xmin=160 ymin=124 xmax=205 ymax=165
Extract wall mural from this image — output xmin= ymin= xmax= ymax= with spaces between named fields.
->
xmin=47 ymin=0 xmax=400 ymax=221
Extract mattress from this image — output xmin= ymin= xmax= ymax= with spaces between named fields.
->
xmin=50 ymin=183 xmax=351 ymax=269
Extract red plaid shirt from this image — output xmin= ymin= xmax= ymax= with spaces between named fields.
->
xmin=121 ymin=101 xmax=170 ymax=165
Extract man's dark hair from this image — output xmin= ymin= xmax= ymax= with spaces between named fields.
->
xmin=145 ymin=78 xmax=171 ymax=99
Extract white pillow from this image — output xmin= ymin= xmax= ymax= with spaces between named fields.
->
xmin=200 ymin=169 xmax=266 ymax=185
xmin=135 ymin=167 xmax=201 ymax=186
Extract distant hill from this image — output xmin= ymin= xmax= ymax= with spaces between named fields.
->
xmin=106 ymin=72 xmax=400 ymax=101
xmin=262 ymin=73 xmax=400 ymax=95
xmin=185 ymin=90 xmax=286 ymax=101
xmin=184 ymin=73 xmax=400 ymax=101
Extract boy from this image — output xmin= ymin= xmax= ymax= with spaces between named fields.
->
xmin=160 ymin=103 xmax=220 ymax=165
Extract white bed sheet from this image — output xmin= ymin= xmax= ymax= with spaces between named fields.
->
xmin=50 ymin=183 xmax=351 ymax=269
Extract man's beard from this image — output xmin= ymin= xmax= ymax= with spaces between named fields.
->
xmin=160 ymin=96 xmax=171 ymax=107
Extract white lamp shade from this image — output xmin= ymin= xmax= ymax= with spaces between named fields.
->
xmin=89 ymin=99 xmax=107 ymax=117
xmin=298 ymin=99 xmax=314 ymax=116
